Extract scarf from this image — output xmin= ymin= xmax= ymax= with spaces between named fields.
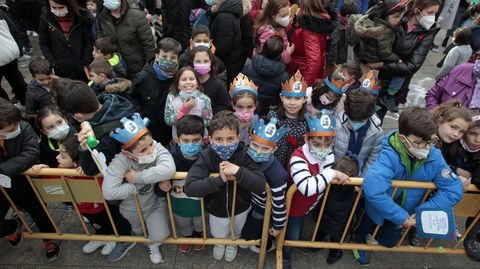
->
xmin=469 ymin=60 xmax=480 ymax=109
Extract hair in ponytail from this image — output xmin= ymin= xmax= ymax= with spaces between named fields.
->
xmin=431 ymin=100 xmax=472 ymax=124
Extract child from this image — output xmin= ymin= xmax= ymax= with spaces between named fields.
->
xmin=189 ymin=46 xmax=231 ymax=114
xmin=168 ymin=115 xmax=205 ymax=253
xmin=308 ymin=74 xmax=348 ymax=115
xmin=25 ymin=58 xmax=54 ymax=119
xmin=164 ymin=66 xmax=212 ymax=141
xmin=88 ymin=60 xmax=131 ymax=98
xmin=432 ymin=100 xmax=472 ymax=153
xmin=352 ymin=107 xmax=464 ymax=266
xmin=104 ymin=113 xmax=175 ymax=264
xmin=243 ymin=35 xmax=290 ymax=116
xmin=436 ymin=27 xmax=473 ymax=80
xmin=184 ymin=110 xmax=266 ymax=262
xmin=92 ymin=37 xmax=127 ymax=78
xmin=86 ymin=0 xmax=99 ymax=39
xmin=130 ymin=37 xmax=182 ymax=146
xmin=0 ymin=98 xmax=61 ymax=262
xmin=283 ymin=110 xmax=350 ymax=269
xmin=270 ymin=71 xmax=309 ymax=168
xmin=338 ymin=63 xmax=362 ymax=90
xmin=253 ymin=0 xmax=294 ymax=64
xmin=334 ymin=89 xmax=384 ymax=175
xmin=354 ymin=0 xmax=406 ymax=113
xmin=229 ymin=73 xmax=259 ymax=144
xmin=241 ymin=115 xmax=289 ymax=253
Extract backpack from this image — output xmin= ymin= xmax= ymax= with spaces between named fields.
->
xmin=345 ymin=14 xmax=362 ymax=46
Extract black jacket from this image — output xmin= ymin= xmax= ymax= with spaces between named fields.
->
xmin=326 ymin=19 xmax=347 ymax=65
xmin=38 ymin=127 xmax=76 ymax=169
xmin=178 ymin=50 xmax=227 ymax=77
xmin=202 ymin=76 xmax=231 ymax=114
xmin=91 ymin=78 xmax=132 ymax=100
xmin=162 ymin=0 xmax=204 ymax=50
xmin=242 ymin=54 xmax=289 ymax=116
xmin=25 ymin=80 xmax=53 ymax=116
xmin=184 ymin=143 xmax=266 ymax=218
xmin=130 ymin=61 xmax=174 ymax=145
xmin=38 ymin=9 xmax=94 ymax=81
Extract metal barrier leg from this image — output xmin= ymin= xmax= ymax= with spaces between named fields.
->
xmin=311 ymin=184 xmax=331 ymax=242
xmin=165 ymin=192 xmax=178 ymax=239
xmin=257 ymin=185 xmax=272 ymax=269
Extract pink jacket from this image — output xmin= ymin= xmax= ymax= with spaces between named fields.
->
xmin=254 ymin=25 xmax=292 ymax=64
xmin=425 ymin=63 xmax=475 ymax=110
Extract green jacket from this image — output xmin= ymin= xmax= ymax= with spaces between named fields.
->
xmin=97 ymin=2 xmax=156 ymax=76
xmin=354 ymin=15 xmax=399 ymax=64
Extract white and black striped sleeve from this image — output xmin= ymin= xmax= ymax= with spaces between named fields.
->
xmin=289 ymin=155 xmax=336 ymax=197
xmin=271 ymin=182 xmax=287 ymax=230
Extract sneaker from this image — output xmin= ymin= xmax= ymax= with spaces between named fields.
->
xmin=192 ymin=232 xmax=204 ymax=251
xmin=101 ymin=242 xmax=116 ymax=256
xmin=352 ymin=249 xmax=369 ymax=266
xmin=442 ymin=38 xmax=448 ymax=47
xmin=83 ymin=216 xmax=90 ymax=223
xmin=465 ymin=239 xmax=480 ymax=261
xmin=224 ymin=245 xmax=238 ymax=262
xmin=179 ymin=243 xmax=191 ymax=253
xmin=430 ymin=46 xmax=439 ymax=53
xmin=148 ymin=244 xmax=164 ymax=264
xmin=13 ymin=212 xmax=35 ymax=229
xmin=82 ymin=240 xmax=107 ymax=254
xmin=107 ymin=242 xmax=136 ymax=262
xmin=326 ymin=249 xmax=343 ymax=265
xmin=380 ymin=95 xmax=399 ymax=113
xmin=32 ymin=31 xmax=38 ymax=37
xmin=249 ymin=240 xmax=276 ymax=253
xmin=283 ymin=259 xmax=292 ymax=269
xmin=238 ymin=244 xmax=249 ymax=249
xmin=365 ymin=234 xmax=379 ymax=245
xmin=45 ymin=240 xmax=62 ymax=262
xmin=5 ymin=220 xmax=23 ymax=248
xmin=18 ymin=54 xmax=31 ymax=62
xmin=409 ymin=231 xmax=422 ymax=247
xmin=212 ymin=245 xmax=225 ymax=260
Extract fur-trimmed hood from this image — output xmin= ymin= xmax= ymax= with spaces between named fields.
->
xmin=354 ymin=15 xmax=393 ymax=39
xmin=104 ymin=78 xmax=132 ymax=94
xmin=242 ymin=0 xmax=252 ymax=17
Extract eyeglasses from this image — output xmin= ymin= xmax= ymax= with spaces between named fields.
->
xmin=401 ymin=135 xmax=438 ymax=149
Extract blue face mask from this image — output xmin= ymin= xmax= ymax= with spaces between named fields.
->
xmin=349 ymin=119 xmax=368 ymax=131
xmin=180 ymin=143 xmax=202 ymax=159
xmin=210 ymin=141 xmax=239 ymax=160
xmin=179 ymin=90 xmax=197 ymax=100
xmin=247 ymin=146 xmax=271 ymax=163
xmin=205 ymin=0 xmax=218 ymax=6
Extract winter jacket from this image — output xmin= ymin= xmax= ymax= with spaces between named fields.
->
xmin=242 ymin=54 xmax=290 ymax=116
xmin=79 ymin=93 xmax=134 ymax=176
xmin=363 ymin=131 xmax=464 ymax=226
xmin=130 ymin=61 xmax=174 ymax=146
xmin=184 ymin=143 xmax=266 ymax=218
xmin=441 ymin=141 xmax=480 ymax=189
xmin=254 ymin=25 xmax=292 ymax=64
xmin=0 ymin=9 xmax=20 ymax=66
xmin=161 ymin=0 xmax=203 ymax=50
xmin=436 ymin=45 xmax=472 ymax=79
xmin=97 ymin=2 xmax=156 ymax=77
xmin=38 ymin=10 xmax=94 ymax=81
xmin=287 ymin=15 xmax=335 ymax=86
xmin=326 ymin=19 xmax=347 ymax=65
xmin=333 ymin=111 xmax=384 ymax=176
xmin=91 ymin=78 xmax=132 ymax=99
xmin=38 ymin=127 xmax=76 ymax=169
xmin=354 ymin=15 xmax=398 ymax=64
xmin=201 ymin=76 xmax=231 ymax=114
xmin=469 ymin=24 xmax=480 ymax=52
xmin=108 ymin=53 xmax=128 ymax=78
xmin=425 ymin=63 xmax=475 ymax=110
xmin=25 ymin=80 xmax=53 ymax=116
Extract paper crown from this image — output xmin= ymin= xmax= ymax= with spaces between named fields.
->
xmin=229 ymin=73 xmax=258 ymax=97
xmin=281 ymin=70 xmax=307 ymax=97
xmin=110 ymin=113 xmax=150 ymax=149
xmin=251 ymin=115 xmax=290 ymax=147
xmin=305 ymin=110 xmax=336 ymax=137
xmin=325 ymin=76 xmax=349 ymax=95
xmin=360 ymin=71 xmax=380 ymax=95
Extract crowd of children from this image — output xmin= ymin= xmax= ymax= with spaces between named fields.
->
xmin=1 ymin=0 xmax=480 ymax=267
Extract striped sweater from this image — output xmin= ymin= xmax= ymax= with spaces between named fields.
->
xmin=251 ymin=157 xmax=288 ymax=230
xmin=288 ymin=144 xmax=336 ymax=217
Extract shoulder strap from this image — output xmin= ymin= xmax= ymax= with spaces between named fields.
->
xmin=92 ymin=120 xmax=123 ymax=140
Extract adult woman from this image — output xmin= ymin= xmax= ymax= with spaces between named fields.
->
xmin=38 ymin=0 xmax=94 ymax=81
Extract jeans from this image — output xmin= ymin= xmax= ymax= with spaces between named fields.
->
xmin=283 ymin=216 xmax=306 ymax=263
xmin=0 ymin=59 xmax=27 ymax=105
xmin=355 ymin=213 xmax=403 ymax=247
xmin=387 ymin=76 xmax=406 ymax=94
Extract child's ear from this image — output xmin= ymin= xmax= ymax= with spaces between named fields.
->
xmin=122 ymin=149 xmax=136 ymax=159
xmin=189 ymin=39 xmax=194 ymax=49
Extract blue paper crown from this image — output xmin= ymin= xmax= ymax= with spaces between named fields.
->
xmin=305 ymin=110 xmax=336 ymax=136
xmin=251 ymin=115 xmax=290 ymax=147
xmin=325 ymin=76 xmax=349 ymax=95
xmin=110 ymin=113 xmax=150 ymax=149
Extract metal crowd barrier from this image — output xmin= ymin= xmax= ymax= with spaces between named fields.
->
xmin=0 ymin=168 xmax=272 ymax=269
xmin=275 ymin=178 xmax=480 ymax=269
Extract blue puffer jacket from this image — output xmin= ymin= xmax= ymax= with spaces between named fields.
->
xmin=363 ymin=131 xmax=464 ymax=226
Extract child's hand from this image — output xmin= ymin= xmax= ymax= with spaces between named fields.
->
xmin=401 ymin=214 xmax=416 ymax=228
xmin=75 ymin=166 xmax=85 ymax=176
xmin=31 ymin=164 xmax=49 ymax=173
xmin=333 ymin=170 xmax=350 ymax=185
xmin=457 ymin=168 xmax=472 ymax=179
xmin=459 ymin=176 xmax=471 ymax=191
xmin=124 ymin=169 xmax=137 ymax=184
xmin=269 ymin=227 xmax=281 ymax=238
xmin=287 ymin=42 xmax=295 ymax=55
xmin=77 ymin=126 xmax=93 ymax=151
xmin=159 ymin=180 xmax=172 ymax=192
xmin=219 ymin=164 xmax=228 ymax=182
xmin=220 ymin=161 xmax=240 ymax=177
xmin=183 ymin=98 xmax=196 ymax=109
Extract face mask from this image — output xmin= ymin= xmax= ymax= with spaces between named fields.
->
xmin=180 ymin=143 xmax=203 ymax=158
xmin=309 ymin=146 xmax=331 ymax=160
xmin=205 ymin=0 xmax=218 ymax=6
xmin=1 ymin=124 xmax=21 ymax=140
xmin=319 ymin=94 xmax=334 ymax=105
xmin=402 ymin=136 xmax=430 ymax=159
xmin=194 ymin=42 xmax=211 ymax=48
xmin=349 ymin=119 xmax=368 ymax=131
xmin=234 ymin=109 xmax=255 ymax=122
xmin=135 ymin=145 xmax=157 ymax=164
xmin=460 ymin=138 xmax=480 ymax=153
xmin=210 ymin=141 xmax=238 ymax=160
xmin=47 ymin=124 xmax=70 ymax=140
xmin=51 ymin=7 xmax=68 ymax=17
xmin=179 ymin=90 xmax=197 ymax=100
xmin=194 ymin=63 xmax=211 ymax=75
xmin=275 ymin=15 xmax=290 ymax=27
xmin=103 ymin=0 xmax=121 ymax=11
xmin=156 ymin=58 xmax=179 ymax=73
xmin=416 ymin=9 xmax=435 ymax=29
xmin=247 ymin=146 xmax=271 ymax=163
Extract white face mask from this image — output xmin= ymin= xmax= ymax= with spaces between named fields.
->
xmin=135 ymin=145 xmax=157 ymax=164
xmin=1 ymin=124 xmax=21 ymax=140
xmin=51 ymin=7 xmax=68 ymax=17
xmin=47 ymin=124 xmax=70 ymax=140
xmin=402 ymin=135 xmax=430 ymax=159
xmin=416 ymin=9 xmax=435 ymax=29
xmin=194 ymin=42 xmax=211 ymax=48
xmin=275 ymin=15 xmax=290 ymax=27
xmin=309 ymin=146 xmax=331 ymax=160
xmin=103 ymin=0 xmax=121 ymax=11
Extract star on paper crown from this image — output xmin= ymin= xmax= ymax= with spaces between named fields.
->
xmin=110 ymin=113 xmax=150 ymax=149
xmin=229 ymin=73 xmax=258 ymax=98
xmin=360 ymin=71 xmax=380 ymax=95
xmin=281 ymin=70 xmax=307 ymax=97
xmin=251 ymin=115 xmax=291 ymax=147
xmin=305 ymin=110 xmax=336 ymax=137
xmin=325 ymin=75 xmax=349 ymax=95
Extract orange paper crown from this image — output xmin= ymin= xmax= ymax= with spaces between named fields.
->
xmin=229 ymin=73 xmax=258 ymax=97
xmin=361 ymin=71 xmax=380 ymax=95
xmin=325 ymin=75 xmax=349 ymax=95
xmin=281 ymin=70 xmax=307 ymax=97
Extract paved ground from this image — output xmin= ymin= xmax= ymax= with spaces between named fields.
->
xmin=1 ymin=30 xmax=480 ymax=268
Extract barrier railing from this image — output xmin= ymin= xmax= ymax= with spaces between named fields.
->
xmin=275 ymin=178 xmax=480 ymax=269
xmin=0 ymin=168 xmax=272 ymax=269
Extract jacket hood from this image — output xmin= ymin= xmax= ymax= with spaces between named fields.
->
xmin=251 ymin=55 xmax=287 ymax=78
xmin=242 ymin=0 xmax=252 ymax=16
xmin=91 ymin=93 xmax=134 ymax=125
xmin=104 ymin=78 xmax=132 ymax=94
xmin=218 ymin=0 xmax=243 ymax=18
xmin=300 ymin=15 xmax=336 ymax=34
xmin=142 ymin=60 xmax=156 ymax=75
xmin=355 ymin=16 xmax=392 ymax=39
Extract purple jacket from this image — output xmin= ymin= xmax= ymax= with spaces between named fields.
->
xmin=426 ymin=63 xmax=475 ymax=110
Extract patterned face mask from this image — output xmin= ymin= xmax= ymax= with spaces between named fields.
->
xmin=210 ymin=141 xmax=239 ymax=160
xmin=247 ymin=146 xmax=271 ymax=163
